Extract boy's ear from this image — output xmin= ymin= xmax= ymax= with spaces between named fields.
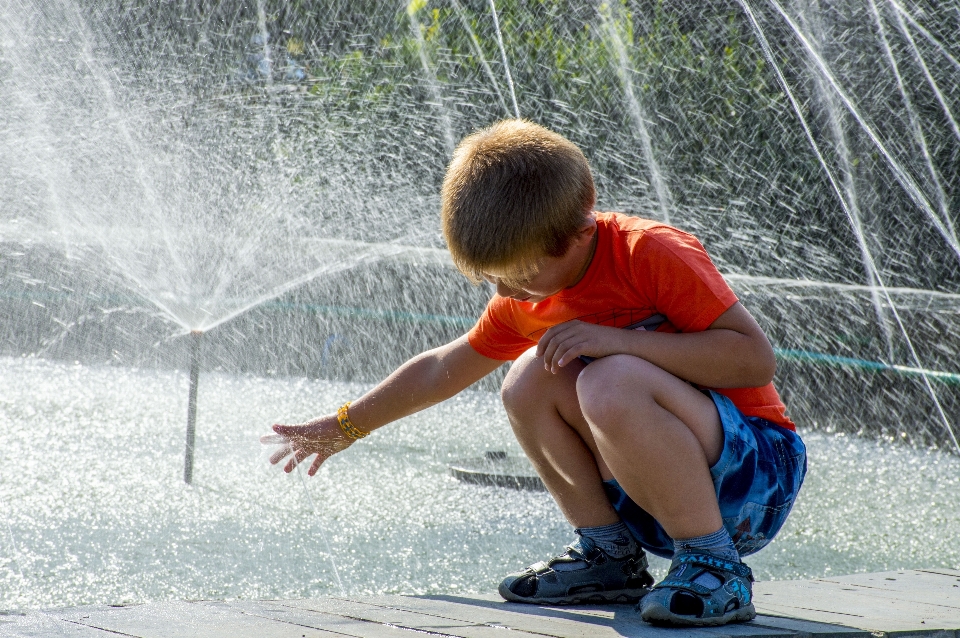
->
xmin=573 ymin=215 xmax=598 ymax=246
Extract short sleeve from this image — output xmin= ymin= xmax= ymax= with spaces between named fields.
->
xmin=634 ymin=228 xmax=738 ymax=332
xmin=467 ymin=297 xmax=536 ymax=360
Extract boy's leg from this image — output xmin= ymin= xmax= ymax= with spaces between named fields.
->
xmin=501 ymin=349 xmax=618 ymax=527
xmin=571 ymin=354 xmax=757 ymax=625
xmin=498 ymin=349 xmax=653 ymax=604
xmin=502 ymin=350 xmax=724 ymax=542
xmin=574 ymin=354 xmax=725 ymax=540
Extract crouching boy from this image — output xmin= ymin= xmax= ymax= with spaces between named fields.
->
xmin=263 ymin=119 xmax=806 ymax=627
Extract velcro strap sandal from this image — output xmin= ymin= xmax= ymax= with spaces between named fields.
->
xmin=639 ymin=552 xmax=756 ymax=626
xmin=499 ymin=536 xmax=654 ymax=605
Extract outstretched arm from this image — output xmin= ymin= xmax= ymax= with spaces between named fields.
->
xmin=262 ymin=335 xmax=505 ymax=475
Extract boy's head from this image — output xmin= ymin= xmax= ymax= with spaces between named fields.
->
xmin=441 ymin=119 xmax=595 ymax=287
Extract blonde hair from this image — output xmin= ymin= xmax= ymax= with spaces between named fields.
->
xmin=441 ymin=119 xmax=595 ymax=285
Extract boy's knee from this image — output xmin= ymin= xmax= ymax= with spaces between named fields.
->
xmin=576 ymin=355 xmax=658 ymax=431
xmin=501 ymin=350 xmax=545 ymax=415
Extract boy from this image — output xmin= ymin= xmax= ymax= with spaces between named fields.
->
xmin=263 ymin=119 xmax=806 ymax=627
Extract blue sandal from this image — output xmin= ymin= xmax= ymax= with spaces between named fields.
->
xmin=639 ymin=552 xmax=756 ymax=626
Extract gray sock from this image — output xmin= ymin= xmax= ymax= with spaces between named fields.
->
xmin=575 ymin=521 xmax=638 ymax=559
xmin=673 ymin=526 xmax=740 ymax=563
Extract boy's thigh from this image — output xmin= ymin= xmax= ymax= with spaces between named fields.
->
xmin=577 ymin=354 xmax=724 ymax=465
xmin=607 ymin=390 xmax=807 ymax=558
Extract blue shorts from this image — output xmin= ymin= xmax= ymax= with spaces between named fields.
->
xmin=603 ymin=390 xmax=807 ymax=559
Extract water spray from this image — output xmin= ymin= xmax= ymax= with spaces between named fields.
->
xmin=406 ymin=2 xmax=456 ymax=155
xmin=738 ymin=0 xmax=960 ymax=454
xmin=295 ymin=463 xmax=346 ymax=595
xmin=487 ymin=0 xmax=520 ymax=119
xmin=598 ymin=4 xmax=673 ymax=225
xmin=183 ymin=330 xmax=203 ymax=484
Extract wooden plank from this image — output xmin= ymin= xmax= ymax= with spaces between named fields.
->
xmin=335 ymin=595 xmax=788 ymax=638
xmin=279 ymin=596 xmax=648 ymax=638
xmin=50 ymin=602 xmax=347 ymax=638
xmin=349 ymin=596 xmax=874 ymax=637
xmin=0 ymin=612 xmax=115 ymax=637
xmin=753 ymin=578 xmax=960 ymax=633
xmin=820 ymin=570 xmax=960 ymax=609
xmin=697 ymin=618 xmax=855 ymax=638
xmin=918 ymin=568 xmax=960 ymax=579
xmin=281 ymin=595 xmax=662 ymax=638
xmin=746 ymin=615 xmax=868 ymax=637
xmin=755 ymin=601 xmax=880 ymax=631
xmin=228 ymin=599 xmax=523 ymax=638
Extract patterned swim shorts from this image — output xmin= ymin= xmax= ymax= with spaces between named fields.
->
xmin=604 ymin=390 xmax=807 ymax=558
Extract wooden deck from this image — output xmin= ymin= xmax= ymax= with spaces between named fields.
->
xmin=3 ymin=569 xmax=958 ymax=637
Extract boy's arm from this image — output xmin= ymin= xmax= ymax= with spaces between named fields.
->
xmin=537 ymin=302 xmax=776 ymax=388
xmin=263 ymin=335 xmax=505 ymax=475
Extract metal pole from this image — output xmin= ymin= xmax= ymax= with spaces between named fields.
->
xmin=183 ymin=330 xmax=202 ymax=484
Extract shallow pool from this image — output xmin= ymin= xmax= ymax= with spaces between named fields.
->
xmin=1 ymin=356 xmax=957 ymax=611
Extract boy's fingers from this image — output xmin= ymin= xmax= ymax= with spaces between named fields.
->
xmin=544 ymin=323 xmax=580 ymax=356
xmin=260 ymin=433 xmax=287 ymax=444
xmin=536 ymin=329 xmax=555 ymax=356
xmin=272 ymin=423 xmax=298 ymax=435
xmin=546 ymin=332 xmax=580 ymax=369
xmin=556 ymin=335 xmax=591 ymax=367
xmin=544 ymin=335 xmax=570 ymax=365
xmin=554 ymin=324 xmax=613 ymax=367
xmin=269 ymin=445 xmax=293 ymax=465
xmin=537 ymin=324 xmax=565 ymax=356
xmin=540 ymin=334 xmax=562 ymax=369
xmin=307 ymin=455 xmax=325 ymax=476
xmin=283 ymin=448 xmax=312 ymax=473
xmin=555 ymin=347 xmax=574 ymax=367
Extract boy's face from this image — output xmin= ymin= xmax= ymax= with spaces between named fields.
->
xmin=482 ymin=217 xmax=597 ymax=304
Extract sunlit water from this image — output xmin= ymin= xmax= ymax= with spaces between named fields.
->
xmin=1 ymin=356 xmax=958 ymax=612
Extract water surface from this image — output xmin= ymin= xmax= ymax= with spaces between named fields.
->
xmin=1 ymin=356 xmax=957 ymax=611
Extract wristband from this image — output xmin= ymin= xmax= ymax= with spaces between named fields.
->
xmin=337 ymin=402 xmax=368 ymax=440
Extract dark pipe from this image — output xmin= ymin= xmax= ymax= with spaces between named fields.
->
xmin=183 ymin=330 xmax=202 ymax=484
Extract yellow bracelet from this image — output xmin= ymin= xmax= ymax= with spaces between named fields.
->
xmin=337 ymin=402 xmax=368 ymax=440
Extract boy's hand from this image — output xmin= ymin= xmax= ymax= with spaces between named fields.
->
xmin=537 ymin=320 xmax=627 ymax=373
xmin=260 ymin=415 xmax=353 ymax=476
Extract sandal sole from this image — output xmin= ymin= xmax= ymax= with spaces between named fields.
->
xmin=499 ymin=585 xmax=651 ymax=606
xmin=640 ymin=601 xmax=757 ymax=626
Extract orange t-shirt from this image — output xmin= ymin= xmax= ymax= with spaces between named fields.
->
xmin=468 ymin=212 xmax=796 ymax=431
